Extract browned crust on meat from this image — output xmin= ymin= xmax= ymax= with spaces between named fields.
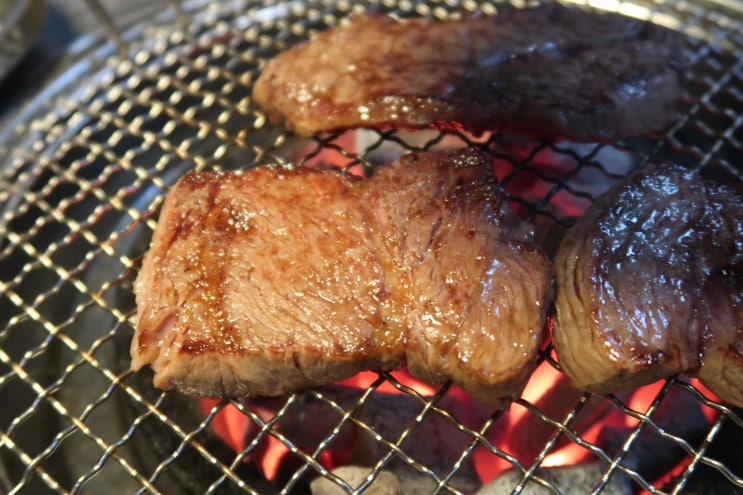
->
xmin=552 ymin=163 xmax=743 ymax=407
xmin=132 ymin=148 xmax=552 ymax=409
xmin=252 ymin=5 xmax=684 ymax=142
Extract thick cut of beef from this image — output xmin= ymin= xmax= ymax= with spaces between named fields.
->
xmin=693 ymin=182 xmax=743 ymax=408
xmin=132 ymin=148 xmax=552 ymax=409
xmin=252 ymin=4 xmax=684 ymax=142
xmin=552 ymin=163 xmax=743 ymax=407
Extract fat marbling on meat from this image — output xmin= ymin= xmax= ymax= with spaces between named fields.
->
xmin=552 ymin=163 xmax=743 ymax=407
xmin=252 ymin=4 xmax=684 ymax=142
xmin=131 ymin=148 xmax=553 ymax=409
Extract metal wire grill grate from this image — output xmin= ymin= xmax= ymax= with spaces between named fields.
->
xmin=1 ymin=0 xmax=743 ymax=494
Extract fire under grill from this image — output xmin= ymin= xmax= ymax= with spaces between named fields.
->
xmin=1 ymin=0 xmax=743 ymax=493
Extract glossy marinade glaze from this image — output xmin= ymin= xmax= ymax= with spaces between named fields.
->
xmin=252 ymin=4 xmax=684 ymax=142
xmin=553 ymin=163 xmax=743 ymax=407
xmin=132 ymin=148 xmax=553 ymax=409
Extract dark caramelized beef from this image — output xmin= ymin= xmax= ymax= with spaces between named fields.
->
xmin=553 ymin=163 xmax=743 ymax=408
xmin=252 ymin=4 xmax=684 ymax=142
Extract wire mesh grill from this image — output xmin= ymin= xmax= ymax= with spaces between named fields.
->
xmin=1 ymin=0 xmax=743 ymax=493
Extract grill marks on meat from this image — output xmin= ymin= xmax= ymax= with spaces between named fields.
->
xmin=552 ymin=163 xmax=743 ymax=407
xmin=252 ymin=5 xmax=684 ymax=142
xmin=132 ymin=148 xmax=552 ymax=409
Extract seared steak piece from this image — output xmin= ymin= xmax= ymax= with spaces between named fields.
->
xmin=552 ymin=163 xmax=743 ymax=407
xmin=252 ymin=4 xmax=684 ymax=142
xmin=694 ymin=181 xmax=743 ymax=408
xmin=132 ymin=148 xmax=552 ymax=409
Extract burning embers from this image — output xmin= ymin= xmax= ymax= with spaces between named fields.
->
xmin=200 ymin=358 xmax=717 ymax=494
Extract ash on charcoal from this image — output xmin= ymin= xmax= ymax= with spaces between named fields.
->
xmin=310 ymin=466 xmax=401 ymax=495
xmin=265 ymin=385 xmax=485 ymax=493
xmin=360 ymin=396 xmax=482 ymax=494
xmin=477 ymin=463 xmax=631 ymax=495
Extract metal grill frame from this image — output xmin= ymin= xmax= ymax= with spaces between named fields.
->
xmin=1 ymin=0 xmax=743 ymax=493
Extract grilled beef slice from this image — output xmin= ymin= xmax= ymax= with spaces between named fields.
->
xmin=132 ymin=148 xmax=552 ymax=409
xmin=252 ymin=4 xmax=684 ymax=142
xmin=552 ymin=163 xmax=743 ymax=407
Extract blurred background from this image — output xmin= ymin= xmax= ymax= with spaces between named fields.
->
xmin=0 ymin=0 xmax=157 ymax=124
